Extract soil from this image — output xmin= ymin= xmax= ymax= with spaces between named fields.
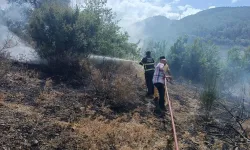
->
xmin=0 ymin=64 xmax=248 ymax=150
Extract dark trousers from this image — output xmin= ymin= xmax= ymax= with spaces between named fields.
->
xmin=154 ymin=83 xmax=165 ymax=108
xmin=145 ymin=71 xmax=154 ymax=96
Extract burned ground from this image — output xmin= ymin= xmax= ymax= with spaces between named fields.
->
xmin=0 ymin=62 xmax=249 ymax=150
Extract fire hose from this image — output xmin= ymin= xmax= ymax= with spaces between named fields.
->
xmin=165 ymin=78 xmax=179 ymax=150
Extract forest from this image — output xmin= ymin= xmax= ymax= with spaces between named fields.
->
xmin=134 ymin=7 xmax=250 ymax=47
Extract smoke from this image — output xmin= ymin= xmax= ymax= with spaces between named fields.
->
xmin=4 ymin=3 xmax=31 ymax=22
xmin=0 ymin=24 xmax=40 ymax=63
xmin=0 ymin=2 xmax=40 ymax=64
xmin=226 ymin=70 xmax=250 ymax=100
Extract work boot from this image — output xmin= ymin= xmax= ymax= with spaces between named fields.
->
xmin=146 ymin=93 xmax=154 ymax=99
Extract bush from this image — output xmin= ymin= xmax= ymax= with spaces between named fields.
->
xmin=0 ymin=38 xmax=12 ymax=83
xmin=90 ymin=61 xmax=143 ymax=112
xmin=28 ymin=0 xmax=139 ymax=79
xmin=0 ymin=51 xmax=11 ymax=82
xmin=201 ymin=77 xmax=218 ymax=119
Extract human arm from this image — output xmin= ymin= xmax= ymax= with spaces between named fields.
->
xmin=139 ymin=58 xmax=145 ymax=66
xmin=164 ymin=65 xmax=173 ymax=81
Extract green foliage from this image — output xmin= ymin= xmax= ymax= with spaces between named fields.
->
xmin=243 ymin=47 xmax=250 ymax=71
xmin=134 ymin=7 xmax=250 ymax=47
xmin=5 ymin=0 xmax=70 ymax=41
xmin=29 ymin=3 xmax=92 ymax=58
xmin=167 ymin=37 xmax=187 ymax=74
xmin=141 ymin=40 xmax=169 ymax=60
xmin=166 ymin=37 xmax=220 ymax=118
xmin=201 ymin=49 xmax=219 ymax=118
xmin=28 ymin=0 xmax=139 ymax=78
xmin=201 ymin=86 xmax=217 ymax=119
xmin=166 ymin=37 xmax=249 ymax=108
xmin=220 ymin=47 xmax=250 ymax=90
xmin=167 ymin=36 xmax=220 ymax=83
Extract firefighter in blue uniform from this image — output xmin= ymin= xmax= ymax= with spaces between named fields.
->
xmin=139 ymin=51 xmax=155 ymax=98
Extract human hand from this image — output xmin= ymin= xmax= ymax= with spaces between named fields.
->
xmin=165 ymin=76 xmax=173 ymax=80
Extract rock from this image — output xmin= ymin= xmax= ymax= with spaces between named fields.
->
xmin=55 ymin=133 xmax=60 ymax=136
xmin=31 ymin=140 xmax=39 ymax=146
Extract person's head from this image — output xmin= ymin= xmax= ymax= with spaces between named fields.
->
xmin=146 ymin=51 xmax=151 ymax=57
xmin=160 ymin=59 xmax=167 ymax=65
xmin=159 ymin=56 xmax=165 ymax=60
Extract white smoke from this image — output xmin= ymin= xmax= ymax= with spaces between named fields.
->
xmin=0 ymin=2 xmax=40 ymax=64
xmin=0 ymin=25 xmax=40 ymax=63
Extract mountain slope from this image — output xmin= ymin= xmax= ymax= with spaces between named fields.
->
xmin=134 ymin=15 xmax=175 ymax=40
xmin=131 ymin=7 xmax=250 ymax=47
xmin=0 ymin=62 xmax=233 ymax=149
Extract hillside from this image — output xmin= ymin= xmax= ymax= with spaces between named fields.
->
xmin=132 ymin=7 xmax=250 ymax=47
xmin=0 ymin=61 xmax=249 ymax=149
xmin=0 ymin=62 xmax=247 ymax=150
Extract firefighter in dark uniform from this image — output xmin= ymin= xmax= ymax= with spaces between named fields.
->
xmin=139 ymin=51 xmax=155 ymax=98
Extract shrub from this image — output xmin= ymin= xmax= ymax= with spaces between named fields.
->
xmin=200 ymin=59 xmax=219 ymax=119
xmin=0 ymin=37 xmax=12 ymax=83
xmin=0 ymin=51 xmax=11 ymax=82
xmin=201 ymin=85 xmax=217 ymax=119
xmin=90 ymin=61 xmax=143 ymax=112
xmin=28 ymin=0 xmax=139 ymax=79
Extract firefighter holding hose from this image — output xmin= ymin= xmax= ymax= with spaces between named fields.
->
xmin=153 ymin=57 xmax=172 ymax=111
xmin=154 ymin=56 xmax=172 ymax=101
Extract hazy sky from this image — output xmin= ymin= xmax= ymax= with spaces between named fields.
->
xmin=2 ymin=0 xmax=250 ymax=27
xmin=0 ymin=0 xmax=8 ymax=8
xmin=104 ymin=0 xmax=250 ymax=27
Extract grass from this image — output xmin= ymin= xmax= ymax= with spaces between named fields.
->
xmin=1 ymin=58 xmax=248 ymax=149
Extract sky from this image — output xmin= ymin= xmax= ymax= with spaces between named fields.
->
xmin=1 ymin=0 xmax=250 ymax=27
xmin=103 ymin=0 xmax=250 ymax=27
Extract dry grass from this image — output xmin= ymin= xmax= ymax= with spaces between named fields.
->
xmin=0 ymin=50 xmax=11 ymax=83
xmin=0 ymin=63 xmax=167 ymax=149
xmin=74 ymin=118 xmax=168 ymax=149
xmin=1 ymin=57 xmax=244 ymax=149
xmin=243 ymin=119 xmax=250 ymax=138
xmin=90 ymin=61 xmax=144 ymax=112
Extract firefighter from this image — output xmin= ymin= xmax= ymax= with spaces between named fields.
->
xmin=139 ymin=51 xmax=155 ymax=98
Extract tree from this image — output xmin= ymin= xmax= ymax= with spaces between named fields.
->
xmin=28 ymin=0 xmax=139 ymax=77
xmin=142 ymin=40 xmax=169 ymax=60
xmin=167 ymin=36 xmax=187 ymax=76
xmin=243 ymin=47 xmax=250 ymax=71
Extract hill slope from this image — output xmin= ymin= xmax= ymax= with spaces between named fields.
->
xmin=0 ymin=61 xmax=249 ymax=149
xmin=131 ymin=7 xmax=250 ymax=47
